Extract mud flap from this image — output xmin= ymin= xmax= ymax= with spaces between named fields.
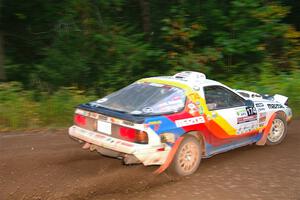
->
xmin=153 ymin=137 xmax=184 ymax=175
xmin=82 ymin=142 xmax=91 ymax=149
xmin=256 ymin=113 xmax=276 ymax=146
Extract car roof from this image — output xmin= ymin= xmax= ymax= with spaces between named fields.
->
xmin=139 ymin=71 xmax=246 ymax=99
xmin=138 ymin=76 xmax=225 ymax=92
xmin=141 ymin=75 xmax=224 ymax=88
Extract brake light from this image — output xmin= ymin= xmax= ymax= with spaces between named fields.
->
xmin=119 ymin=127 xmax=148 ymax=144
xmin=120 ymin=127 xmax=136 ymax=141
xmin=74 ymin=114 xmax=86 ymax=126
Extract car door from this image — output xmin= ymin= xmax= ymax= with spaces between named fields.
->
xmin=203 ymin=85 xmax=258 ymax=137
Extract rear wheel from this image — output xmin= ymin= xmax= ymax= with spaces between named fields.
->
xmin=168 ymin=136 xmax=202 ymax=176
xmin=266 ymin=114 xmax=287 ymax=145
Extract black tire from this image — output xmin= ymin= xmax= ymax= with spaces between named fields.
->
xmin=168 ymin=135 xmax=202 ymax=176
xmin=266 ymin=114 xmax=287 ymax=145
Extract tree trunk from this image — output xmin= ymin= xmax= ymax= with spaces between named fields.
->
xmin=0 ymin=31 xmax=6 ymax=81
xmin=139 ymin=0 xmax=151 ymax=40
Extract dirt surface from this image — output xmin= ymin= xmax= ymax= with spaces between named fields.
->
xmin=0 ymin=122 xmax=300 ymax=200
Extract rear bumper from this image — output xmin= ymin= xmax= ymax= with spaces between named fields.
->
xmin=69 ymin=125 xmax=169 ymax=166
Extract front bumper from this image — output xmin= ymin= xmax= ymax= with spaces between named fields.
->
xmin=69 ymin=125 xmax=169 ymax=166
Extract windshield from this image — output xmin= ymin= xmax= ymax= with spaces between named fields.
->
xmin=93 ymin=82 xmax=186 ymax=115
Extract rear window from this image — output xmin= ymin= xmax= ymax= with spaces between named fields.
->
xmin=93 ymin=82 xmax=186 ymax=115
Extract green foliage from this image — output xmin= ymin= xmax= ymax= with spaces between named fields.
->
xmin=0 ymin=82 xmax=38 ymax=129
xmin=2 ymin=0 xmax=299 ymax=87
xmin=0 ymin=82 xmax=95 ymax=130
xmin=1 ymin=0 xmax=300 ymax=129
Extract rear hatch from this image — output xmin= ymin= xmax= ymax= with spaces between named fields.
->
xmin=74 ymin=108 xmax=148 ymax=144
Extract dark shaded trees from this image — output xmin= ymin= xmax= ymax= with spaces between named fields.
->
xmin=1 ymin=0 xmax=299 ymax=94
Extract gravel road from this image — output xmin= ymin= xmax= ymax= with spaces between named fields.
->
xmin=0 ymin=121 xmax=299 ymax=200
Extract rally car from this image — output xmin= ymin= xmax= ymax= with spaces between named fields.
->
xmin=69 ymin=71 xmax=292 ymax=176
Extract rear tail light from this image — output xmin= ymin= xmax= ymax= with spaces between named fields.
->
xmin=74 ymin=114 xmax=86 ymax=126
xmin=120 ymin=127 xmax=136 ymax=141
xmin=119 ymin=126 xmax=148 ymax=144
xmin=135 ymin=131 xmax=148 ymax=144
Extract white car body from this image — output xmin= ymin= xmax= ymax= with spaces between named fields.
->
xmin=69 ymin=71 xmax=293 ymax=167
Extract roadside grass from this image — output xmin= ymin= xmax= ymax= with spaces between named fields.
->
xmin=0 ymin=82 xmax=96 ymax=131
xmin=0 ymin=72 xmax=299 ymax=131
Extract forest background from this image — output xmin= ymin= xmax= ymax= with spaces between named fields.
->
xmin=0 ymin=0 xmax=299 ymax=130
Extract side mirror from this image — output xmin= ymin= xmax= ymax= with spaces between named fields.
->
xmin=245 ymin=100 xmax=254 ymax=107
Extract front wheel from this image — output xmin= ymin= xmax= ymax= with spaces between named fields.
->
xmin=266 ymin=114 xmax=287 ymax=145
xmin=168 ymin=136 xmax=202 ymax=176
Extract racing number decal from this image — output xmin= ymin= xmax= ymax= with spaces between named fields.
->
xmin=246 ymin=106 xmax=257 ymax=116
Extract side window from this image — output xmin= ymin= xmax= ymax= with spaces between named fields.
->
xmin=204 ymin=86 xmax=245 ymax=110
xmin=238 ymin=92 xmax=250 ymax=98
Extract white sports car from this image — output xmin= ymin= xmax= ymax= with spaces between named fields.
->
xmin=69 ymin=71 xmax=292 ymax=176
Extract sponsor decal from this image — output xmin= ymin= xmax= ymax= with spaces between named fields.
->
xmin=172 ymin=96 xmax=182 ymax=100
xmin=188 ymin=93 xmax=200 ymax=102
xmin=212 ymin=111 xmax=218 ymax=119
xmin=267 ymin=104 xmax=284 ymax=109
xmin=257 ymin=107 xmax=265 ymax=112
xmin=90 ymin=113 xmax=98 ymax=119
xmin=206 ymin=115 xmax=212 ymax=121
xmin=255 ymin=103 xmax=265 ymax=112
xmin=188 ymin=103 xmax=198 ymax=115
xmin=259 ymin=112 xmax=267 ymax=118
xmin=149 ymin=83 xmax=163 ymax=87
xmin=235 ymin=107 xmax=257 ymax=119
xmin=148 ymin=121 xmax=162 ymax=131
xmin=188 ymin=103 xmax=196 ymax=109
xmin=76 ymin=109 xmax=102 ymax=119
xmin=198 ymin=106 xmax=204 ymax=115
xmin=235 ymin=108 xmax=247 ymax=117
xmin=175 ymin=116 xmax=205 ymax=127
xmin=76 ymin=109 xmax=88 ymax=116
xmin=255 ymin=103 xmax=264 ymax=107
xmin=157 ymin=99 xmax=184 ymax=108
xmin=109 ymin=118 xmax=121 ymax=124
xmin=237 ymin=127 xmax=243 ymax=134
xmin=95 ymin=134 xmax=105 ymax=139
xmin=120 ymin=142 xmax=134 ymax=147
xmin=153 ymin=125 xmax=160 ymax=131
xmin=122 ymin=120 xmax=134 ymax=126
xmin=236 ymin=123 xmax=258 ymax=135
xmin=258 ymin=112 xmax=267 ymax=127
xmin=237 ymin=115 xmax=257 ymax=124
xmin=159 ymin=105 xmax=182 ymax=113
xmin=148 ymin=120 xmax=162 ymax=125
